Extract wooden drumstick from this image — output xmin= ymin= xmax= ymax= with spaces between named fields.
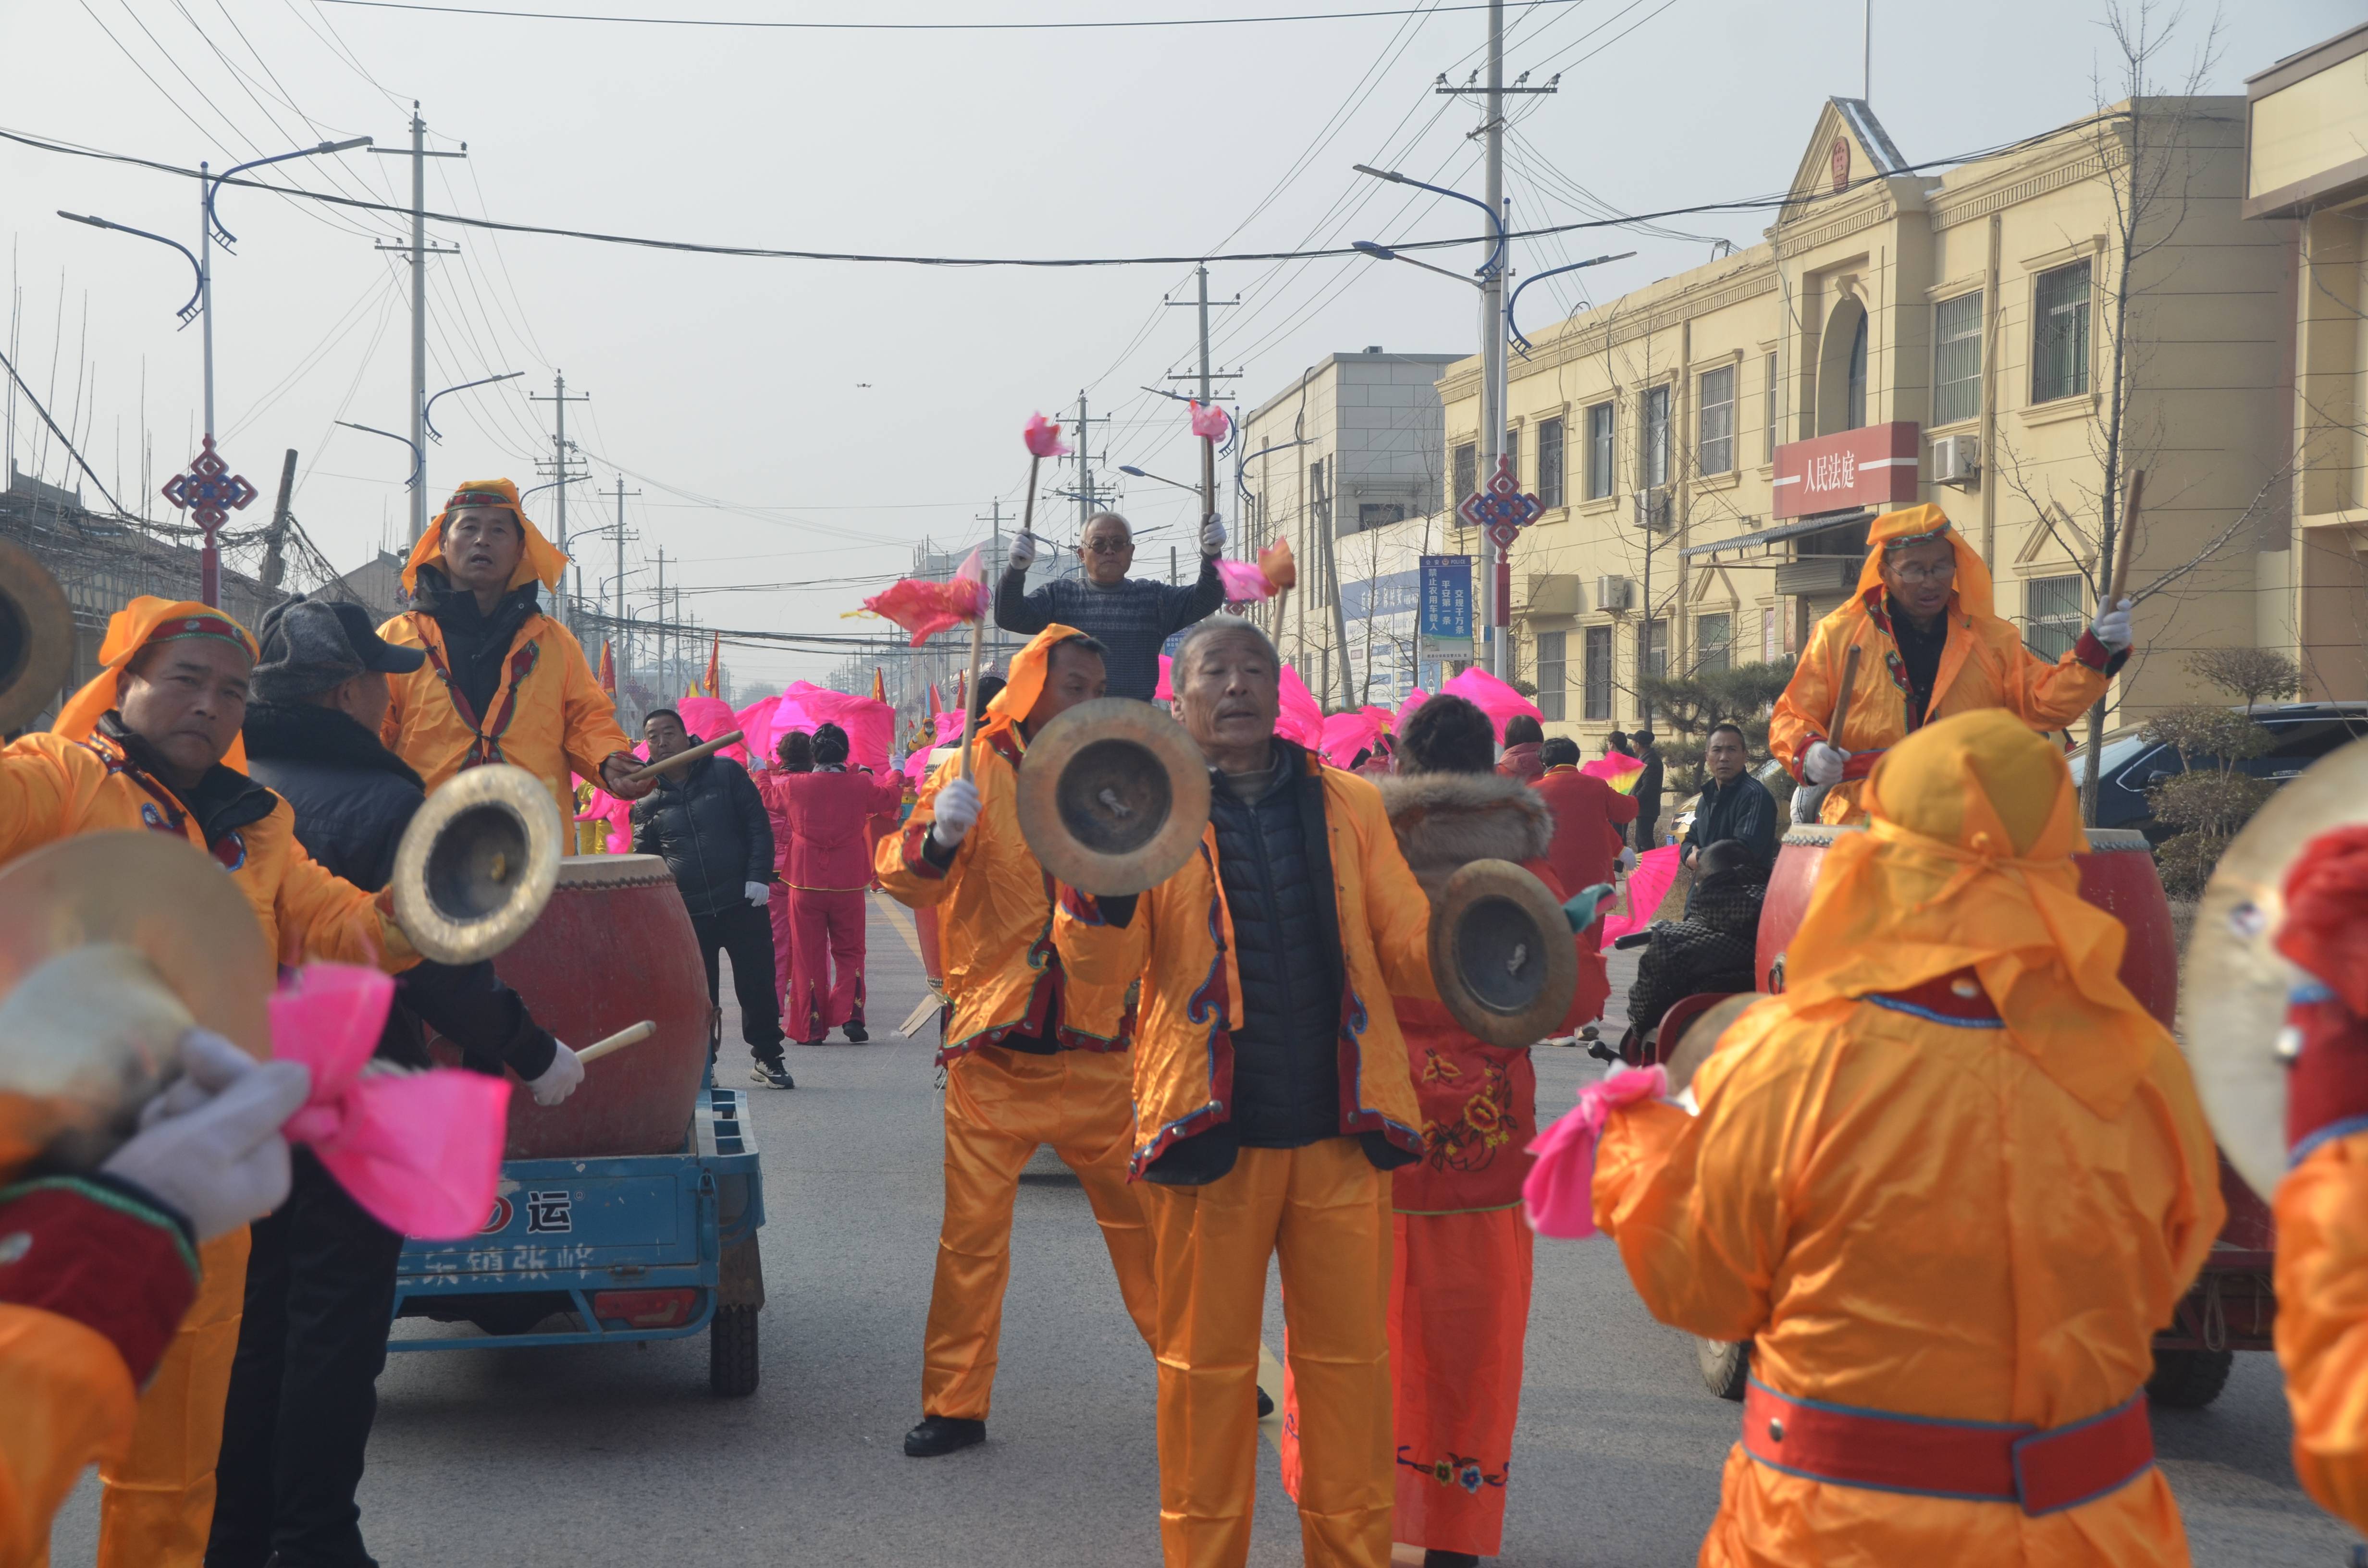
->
xmin=576 ymin=1019 xmax=656 ymax=1065
xmin=2108 ymin=469 xmax=2145 ymax=606
xmin=1827 ymin=644 xmax=1863 ymax=756
xmin=619 ymin=730 xmax=745 ymax=788
xmin=967 ymin=453 xmax=1041 ymax=782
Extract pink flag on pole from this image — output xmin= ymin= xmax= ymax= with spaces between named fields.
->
xmin=1320 ymin=710 xmax=1383 ymax=770
xmin=855 ymin=549 xmax=989 ymax=646
xmin=1599 ymin=845 xmax=1681 ymax=949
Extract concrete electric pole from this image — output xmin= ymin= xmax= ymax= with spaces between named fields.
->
xmin=530 ymin=371 xmax=590 ymax=621
xmin=370 ymin=106 xmax=463 ymax=544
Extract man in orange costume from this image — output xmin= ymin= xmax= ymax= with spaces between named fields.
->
xmin=2256 ymin=822 xmax=2368 ymax=1534
xmin=876 ymin=626 xmax=1154 ymax=1459
xmin=377 ymin=480 xmax=649 ymax=826
xmin=0 ymin=1032 xmax=311 ymax=1568
xmin=1769 ymin=503 xmax=2132 ymax=824
xmin=776 ymin=723 xmax=904 ymax=1045
xmin=1056 ymin=615 xmax=1437 ymax=1568
xmin=0 ymin=599 xmax=422 ymax=1568
xmin=1584 ymin=709 xmax=2220 ymax=1566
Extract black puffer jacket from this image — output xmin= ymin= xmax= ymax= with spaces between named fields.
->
xmin=1625 ymin=870 xmax=1764 ymax=1044
xmin=243 ymin=700 xmax=557 ymax=1078
xmin=630 ymin=752 xmax=773 ymax=918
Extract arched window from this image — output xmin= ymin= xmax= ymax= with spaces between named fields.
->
xmin=1846 ymin=313 xmax=1869 ymax=430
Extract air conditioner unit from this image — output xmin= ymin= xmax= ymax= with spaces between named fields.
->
xmin=1632 ymin=490 xmax=1672 ymax=532
xmin=1932 ymin=432 xmax=1980 ymax=487
xmin=1595 ymin=575 xmax=1636 ymax=611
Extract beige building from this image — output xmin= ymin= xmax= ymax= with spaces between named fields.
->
xmin=2246 ymin=23 xmax=2368 ymax=695
xmin=1398 ymin=86 xmax=2346 ymax=748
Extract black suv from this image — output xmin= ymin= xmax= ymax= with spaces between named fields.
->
xmin=2068 ymin=702 xmax=2368 ymax=842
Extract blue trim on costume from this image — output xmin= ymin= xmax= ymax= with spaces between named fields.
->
xmin=1865 ymin=995 xmax=2006 ymax=1029
xmin=2292 ymin=1114 xmax=2368 ymax=1167
xmin=2293 ymin=980 xmax=2336 ymax=1005
xmin=1746 ymin=1376 xmax=2031 ymax=1432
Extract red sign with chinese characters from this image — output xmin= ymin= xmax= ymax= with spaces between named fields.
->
xmin=1771 ymin=421 xmax=1921 ymax=519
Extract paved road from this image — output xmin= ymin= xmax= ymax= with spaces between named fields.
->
xmin=49 ymin=897 xmax=2364 ymax=1565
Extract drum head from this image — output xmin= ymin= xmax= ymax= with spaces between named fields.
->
xmin=1429 ymin=859 xmax=1579 ymax=1048
xmin=2183 ymin=735 xmax=2368 ymax=1202
xmin=0 ymin=539 xmax=76 ymax=736
xmin=392 ymin=763 xmax=564 ymax=965
xmin=1017 ymin=698 xmax=1212 ymax=897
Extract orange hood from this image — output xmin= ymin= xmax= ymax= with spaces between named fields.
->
xmin=981 ymin=622 xmax=1086 ymax=740
xmin=1854 ymin=502 xmax=1995 ymax=622
xmin=401 ymin=478 xmax=571 ymax=595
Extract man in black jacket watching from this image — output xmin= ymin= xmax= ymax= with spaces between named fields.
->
xmin=1683 ymin=721 xmax=1778 ymax=872
xmin=218 ymin=595 xmax=582 ymax=1568
xmin=632 ymin=708 xmax=791 ymax=1089
xmin=995 ymin=510 xmax=1226 ymax=701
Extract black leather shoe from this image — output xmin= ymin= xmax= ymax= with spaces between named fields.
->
xmin=1422 ymin=1553 xmax=1480 ymax=1568
xmin=904 ymin=1416 xmax=986 ymax=1458
xmin=842 ymin=1021 xmax=869 ymax=1043
xmin=1256 ymin=1386 xmax=1274 ymax=1419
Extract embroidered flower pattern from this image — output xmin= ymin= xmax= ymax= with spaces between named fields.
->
xmin=1419 ymin=1048 xmax=1522 ymax=1173
xmin=1397 ymin=1446 xmax=1507 ymax=1493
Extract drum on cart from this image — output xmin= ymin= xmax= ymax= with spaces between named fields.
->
xmin=429 ymin=853 xmax=711 ymax=1159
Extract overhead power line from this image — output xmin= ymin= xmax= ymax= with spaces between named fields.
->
xmin=315 ymin=0 xmax=1581 ymax=30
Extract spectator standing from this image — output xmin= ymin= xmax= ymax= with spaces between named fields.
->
xmin=995 ymin=511 xmax=1225 ymax=700
xmin=1603 ymin=730 xmax=1633 ymax=759
xmin=632 ymin=708 xmax=789 ymax=1088
xmin=775 ymin=722 xmax=904 ymax=1044
xmin=759 ymin=731 xmax=814 ymax=1024
xmin=1494 ymin=713 xmax=1545 ymax=783
xmin=1629 ymin=729 xmax=1666 ymax=849
xmin=1684 ymin=722 xmax=1779 ymax=873
xmin=1532 ymin=733 xmax=1638 ymax=910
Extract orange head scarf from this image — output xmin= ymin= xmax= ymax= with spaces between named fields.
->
xmin=1855 ymin=502 xmax=1995 ymax=622
xmin=400 ymin=478 xmax=571 ymax=595
xmin=981 ymin=622 xmax=1087 ymax=741
xmin=1738 ymin=708 xmax=2163 ymax=1116
xmin=53 ymin=597 xmax=259 ymax=768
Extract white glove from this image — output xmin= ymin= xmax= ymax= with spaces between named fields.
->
xmin=102 ymin=1030 xmax=309 ymax=1241
xmin=1803 ymin=740 xmax=1848 ymax=786
xmin=930 ymin=777 xmax=982 ymax=848
xmin=1619 ymin=845 xmax=1639 ymax=875
xmin=1008 ymin=530 xmax=1038 ymax=573
xmin=528 ymin=1041 xmax=586 ymax=1107
xmin=2091 ymin=596 xmax=2134 ymax=653
xmin=1200 ymin=515 xmax=1227 ymax=555
xmin=744 ymin=881 xmax=770 ymax=908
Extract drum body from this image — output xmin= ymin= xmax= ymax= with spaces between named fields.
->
xmin=429 ymin=854 xmax=710 ymax=1158
xmin=1755 ymin=825 xmax=2176 ymax=1026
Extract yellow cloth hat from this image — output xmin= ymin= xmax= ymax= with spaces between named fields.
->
xmin=1732 ymin=708 xmax=2162 ymax=1117
xmin=401 ymin=478 xmax=570 ymax=594
xmin=53 ymin=597 xmax=258 ymax=767
xmin=1854 ymin=502 xmax=1996 ymax=622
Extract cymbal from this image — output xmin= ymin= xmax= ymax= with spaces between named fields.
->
xmin=1429 ymin=858 xmax=1579 ymax=1048
xmin=2182 ymin=735 xmax=2368 ymax=1202
xmin=0 ymin=833 xmax=271 ymax=1170
xmin=1017 ymin=698 xmax=1213 ymax=897
xmin=0 ymin=539 xmax=77 ymax=735
xmin=1662 ymin=994 xmax=1762 ymax=1107
xmin=390 ymin=763 xmax=564 ymax=965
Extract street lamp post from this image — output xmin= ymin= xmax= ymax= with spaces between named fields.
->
xmin=61 ymin=136 xmax=368 ymax=605
xmin=335 ymin=420 xmax=423 ymax=493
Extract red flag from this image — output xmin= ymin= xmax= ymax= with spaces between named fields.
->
xmin=851 ymin=548 xmax=989 ymax=647
xmin=927 ymin=684 xmax=942 ymax=720
xmin=597 ymin=639 xmax=615 ymax=695
xmin=703 ymin=634 xmax=721 ymax=698
xmin=871 ymin=666 xmax=886 ymax=703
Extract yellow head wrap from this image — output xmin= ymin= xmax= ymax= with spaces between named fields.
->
xmin=400 ymin=478 xmax=571 ymax=595
xmin=52 ymin=597 xmax=259 ymax=769
xmin=1856 ymin=502 xmax=1995 ymax=622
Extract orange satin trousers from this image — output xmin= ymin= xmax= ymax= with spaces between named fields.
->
xmin=921 ymin=1045 xmax=1156 ymax=1421
xmin=1142 ymin=1138 xmax=1394 ymax=1568
xmin=94 ymin=1227 xmax=248 ymax=1568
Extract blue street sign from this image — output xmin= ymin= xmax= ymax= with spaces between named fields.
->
xmin=1419 ymin=555 xmax=1473 ymax=639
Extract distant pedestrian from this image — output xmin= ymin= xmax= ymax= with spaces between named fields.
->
xmin=775 ymin=722 xmax=903 ymax=1044
xmin=1495 ymin=713 xmax=1545 ymax=783
xmin=995 ymin=510 xmax=1225 ymax=700
xmin=1604 ymin=730 xmax=1633 ymax=759
xmin=1630 ymin=729 xmax=1665 ymax=850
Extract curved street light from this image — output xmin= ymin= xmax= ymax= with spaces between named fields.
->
xmin=336 ymin=420 xmax=423 ymax=491
xmin=425 ymin=370 xmax=525 ymax=443
xmin=1505 ymin=251 xmax=1637 ymax=357
xmin=56 ymin=212 xmax=203 ymax=325
xmin=1352 ymin=164 xmax=1505 ymax=279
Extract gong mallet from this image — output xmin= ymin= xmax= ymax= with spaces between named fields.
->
xmin=966 ymin=450 xmax=1044 ymax=783
xmin=1794 ymin=644 xmax=1862 ymax=824
xmin=575 ymin=1019 xmax=656 ymax=1066
xmin=618 ymin=730 xmax=745 ymax=789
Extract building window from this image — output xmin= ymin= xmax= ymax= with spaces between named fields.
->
xmin=1845 ymin=313 xmax=1869 ymax=429
xmin=1586 ymin=403 xmax=1615 ymax=499
xmin=1641 ymin=385 xmax=1670 ymax=489
xmin=2026 ymin=574 xmax=2084 ymax=661
xmin=1537 ymin=416 xmax=1565 ymax=508
xmin=1452 ymin=442 xmax=1477 ymax=507
xmin=1698 ymin=365 xmax=1736 ymax=475
xmin=1582 ymin=625 xmax=1614 ymax=720
xmin=1356 ymin=502 xmax=1404 ymax=530
xmin=1536 ymin=630 xmax=1567 ymax=721
xmin=1934 ymin=292 xmax=1982 ymax=426
xmin=1696 ymin=612 xmax=1731 ymax=672
xmin=2032 ymin=261 xmax=2091 ymax=404
xmin=1764 ymin=353 xmax=1778 ymax=462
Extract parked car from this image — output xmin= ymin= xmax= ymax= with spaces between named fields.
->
xmin=2067 ymin=701 xmax=2368 ymax=843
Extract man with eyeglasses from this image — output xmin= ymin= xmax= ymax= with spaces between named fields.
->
xmin=995 ymin=510 xmax=1226 ymax=702
xmin=1770 ymin=503 xmax=2132 ymax=825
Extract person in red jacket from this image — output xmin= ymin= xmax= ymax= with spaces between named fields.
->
xmin=759 ymin=731 xmax=814 ymax=1023
xmin=1533 ymin=735 xmax=1636 ymax=1023
xmin=775 ymin=723 xmax=904 ymax=1043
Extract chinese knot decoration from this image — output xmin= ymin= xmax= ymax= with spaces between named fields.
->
xmin=162 ymin=436 xmax=260 ymax=536
xmin=1457 ymin=454 xmax=1543 ymax=550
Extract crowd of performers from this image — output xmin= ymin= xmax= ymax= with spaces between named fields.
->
xmin=9 ymin=481 xmax=2368 ymax=1568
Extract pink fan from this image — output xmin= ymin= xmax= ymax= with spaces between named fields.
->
xmin=1442 ymin=666 xmax=1544 ymax=740
xmin=1277 ymin=664 xmax=1324 ymax=748
xmin=1320 ymin=710 xmax=1383 ymax=770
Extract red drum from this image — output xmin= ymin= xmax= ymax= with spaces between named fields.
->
xmin=1755 ymin=825 xmax=2177 ymax=1027
xmin=429 ymin=853 xmax=711 ymax=1159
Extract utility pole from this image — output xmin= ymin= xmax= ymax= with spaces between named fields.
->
xmin=1481 ymin=1 xmax=1507 ymax=679
xmin=530 ymin=371 xmax=590 ymax=621
xmin=654 ymin=548 xmax=666 ymax=696
xmin=370 ymin=105 xmax=463 ymax=544
xmin=258 ymin=447 xmax=297 ymax=594
xmin=1069 ymin=397 xmax=1115 ymax=537
xmin=607 ymin=474 xmax=639 ymax=647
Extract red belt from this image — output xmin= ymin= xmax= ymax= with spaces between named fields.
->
xmin=1740 ymin=1379 xmax=2154 ymax=1516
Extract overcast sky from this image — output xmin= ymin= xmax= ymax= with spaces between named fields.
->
xmin=1 ymin=0 xmax=2348 ymax=691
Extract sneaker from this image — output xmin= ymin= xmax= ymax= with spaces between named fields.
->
xmin=903 ymin=1416 xmax=985 ymax=1458
xmin=749 ymin=1057 xmax=794 ymax=1090
xmin=1256 ymin=1386 xmax=1274 ymax=1420
xmin=842 ymin=1021 xmax=869 ymax=1043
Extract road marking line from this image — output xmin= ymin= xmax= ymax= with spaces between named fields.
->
xmin=872 ymin=890 xmax=923 ymax=963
